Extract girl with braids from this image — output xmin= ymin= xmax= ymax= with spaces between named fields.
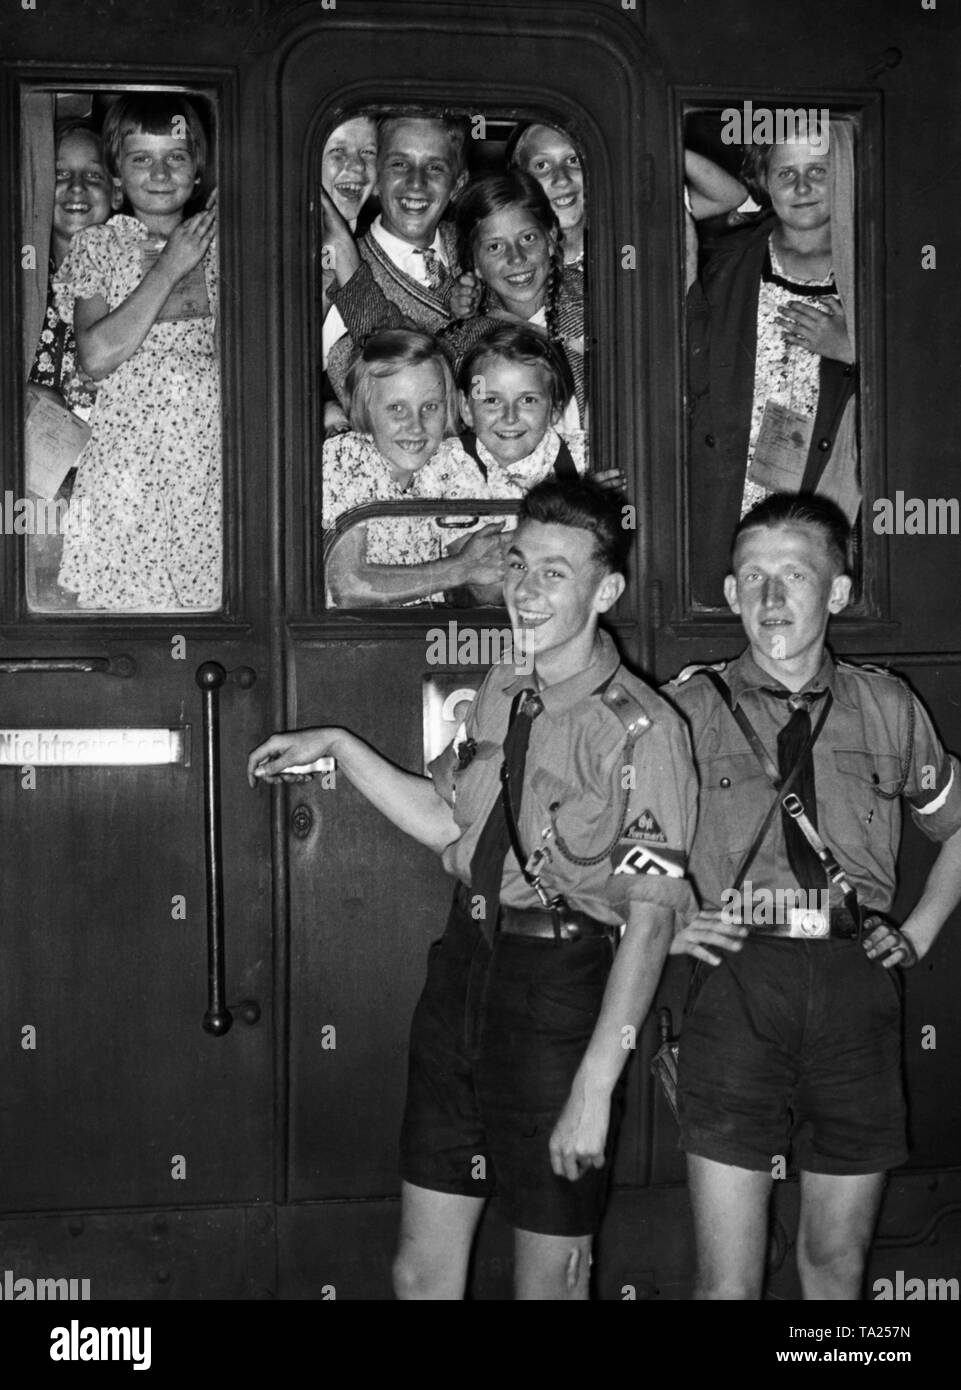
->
xmin=443 ymin=170 xmax=586 ymax=428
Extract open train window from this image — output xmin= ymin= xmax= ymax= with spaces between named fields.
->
xmin=313 ymin=106 xmax=591 ymax=612
xmin=20 ymin=84 xmax=221 ymax=615
xmin=324 ymin=498 xmax=520 ymax=609
xmin=681 ymin=99 xmax=875 ymax=613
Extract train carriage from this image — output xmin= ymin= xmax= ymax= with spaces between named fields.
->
xmin=0 ymin=0 xmax=959 ymax=1303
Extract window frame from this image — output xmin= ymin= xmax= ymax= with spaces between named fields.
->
xmin=668 ymin=86 xmax=891 ymax=640
xmin=5 ymin=69 xmax=244 ymax=637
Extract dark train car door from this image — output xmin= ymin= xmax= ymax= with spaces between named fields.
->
xmin=272 ymin=1 xmax=668 ymax=1298
xmin=0 ymin=63 xmax=277 ymax=1298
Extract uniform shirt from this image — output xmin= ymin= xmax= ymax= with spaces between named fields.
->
xmin=430 ymin=629 xmax=699 ymax=928
xmin=667 ymin=648 xmax=961 ymax=914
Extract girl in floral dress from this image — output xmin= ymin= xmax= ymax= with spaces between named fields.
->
xmin=322 ymin=329 xmax=504 ymax=608
xmin=54 ymin=92 xmax=220 ymax=610
xmin=31 ymin=120 xmax=116 ymax=419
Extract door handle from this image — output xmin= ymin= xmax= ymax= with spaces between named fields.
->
xmin=0 ymin=655 xmax=136 ymax=676
xmin=195 ymin=661 xmax=261 ymax=1037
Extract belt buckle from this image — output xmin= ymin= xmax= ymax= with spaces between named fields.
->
xmin=788 ymin=906 xmax=830 ymax=939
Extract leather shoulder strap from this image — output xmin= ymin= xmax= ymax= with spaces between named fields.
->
xmin=700 ymin=667 xmax=780 ymax=785
xmin=698 ymin=667 xmax=836 ymax=892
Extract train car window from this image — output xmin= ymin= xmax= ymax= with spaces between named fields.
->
xmin=316 ymin=108 xmax=589 ymax=612
xmin=323 ymin=498 xmax=520 ymax=609
xmin=683 ymin=103 xmax=862 ymax=609
xmin=21 ymin=86 xmax=221 ymax=614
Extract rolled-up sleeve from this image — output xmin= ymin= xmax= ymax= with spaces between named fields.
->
xmin=606 ymin=714 xmax=699 ymax=931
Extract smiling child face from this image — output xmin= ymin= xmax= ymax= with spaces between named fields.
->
xmin=322 ymin=118 xmax=378 ymax=226
xmin=52 ymin=130 xmax=114 ymax=263
xmin=504 ymin=520 xmax=623 ymax=684
xmin=116 ymin=130 xmax=199 ymax=228
xmin=472 ymin=205 xmax=555 ymax=318
xmin=514 ymin=125 xmax=584 ymax=237
xmin=460 ymin=356 xmax=558 ymax=466
xmin=367 ymin=360 xmax=449 ymax=479
xmin=374 ymin=118 xmax=464 ymax=248
xmin=763 ymin=140 xmax=832 ymax=235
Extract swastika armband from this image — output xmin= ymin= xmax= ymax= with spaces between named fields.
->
xmin=611 ymin=813 xmax=687 ymax=877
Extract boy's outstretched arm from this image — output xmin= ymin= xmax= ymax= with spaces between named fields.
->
xmin=247 ymin=727 xmax=459 ymax=855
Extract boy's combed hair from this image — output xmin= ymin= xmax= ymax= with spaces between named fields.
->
xmin=345 ymin=328 xmax=459 ymax=437
xmin=731 ymin=492 xmax=852 ymax=575
xmin=518 ymin=476 xmax=630 ymax=578
xmin=375 ymin=111 xmax=470 ymax=179
xmin=457 ymin=323 xmax=574 ymax=415
xmin=101 ymin=92 xmax=209 ymax=184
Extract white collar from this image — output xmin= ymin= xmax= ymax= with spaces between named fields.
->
xmin=370 ymin=216 xmax=447 ymax=281
xmin=475 ymin=428 xmax=558 ymax=480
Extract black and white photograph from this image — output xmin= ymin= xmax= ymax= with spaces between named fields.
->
xmin=0 ymin=0 xmax=959 ymax=1359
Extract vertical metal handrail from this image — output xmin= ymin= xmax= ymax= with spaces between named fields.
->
xmin=196 ymin=661 xmax=232 ymax=1036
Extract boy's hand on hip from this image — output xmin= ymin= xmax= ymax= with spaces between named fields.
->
xmin=669 ymin=909 xmax=748 ymax=965
xmin=862 ymin=915 xmax=919 ymax=969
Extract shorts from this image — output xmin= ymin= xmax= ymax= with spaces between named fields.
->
xmin=399 ymin=885 xmax=620 ymax=1236
xmin=677 ymin=937 xmax=908 ymax=1175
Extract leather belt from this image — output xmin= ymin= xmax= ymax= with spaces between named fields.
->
xmin=498 ymin=904 xmax=617 ymax=942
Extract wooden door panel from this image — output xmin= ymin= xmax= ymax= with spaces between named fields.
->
xmin=0 ymin=655 xmax=274 ymax=1210
xmin=287 ymin=641 xmax=451 ymax=1198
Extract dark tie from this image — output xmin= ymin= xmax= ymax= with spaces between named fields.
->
xmin=469 ymin=689 xmax=543 ymax=943
xmin=414 ymin=246 xmax=445 ymax=292
xmin=774 ymin=690 xmax=828 ymax=891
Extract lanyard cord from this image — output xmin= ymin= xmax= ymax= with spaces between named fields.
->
xmin=549 ymin=728 xmax=641 ymax=867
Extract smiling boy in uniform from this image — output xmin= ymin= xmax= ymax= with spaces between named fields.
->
xmin=249 ymin=477 xmax=697 ymax=1299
